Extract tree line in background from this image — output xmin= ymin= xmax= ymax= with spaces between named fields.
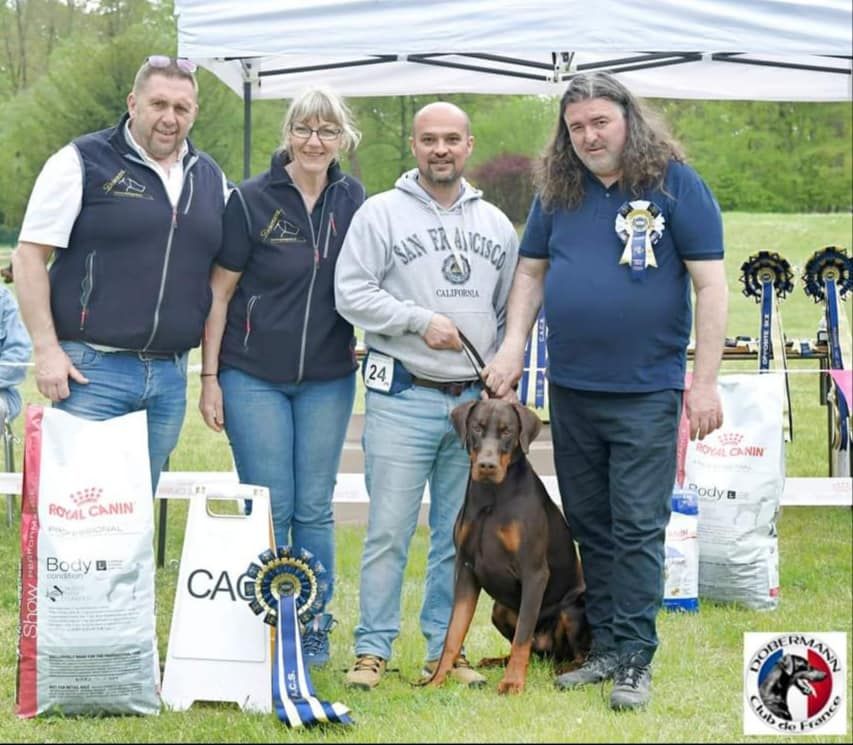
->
xmin=0 ymin=0 xmax=850 ymax=240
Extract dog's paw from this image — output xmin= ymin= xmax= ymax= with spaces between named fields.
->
xmin=476 ymin=655 xmax=509 ymax=669
xmin=497 ymin=676 xmax=525 ymax=695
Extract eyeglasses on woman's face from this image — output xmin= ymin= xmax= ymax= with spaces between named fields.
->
xmin=290 ymin=124 xmax=342 ymax=142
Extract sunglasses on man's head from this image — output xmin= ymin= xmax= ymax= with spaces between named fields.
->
xmin=146 ymin=55 xmax=197 ymax=74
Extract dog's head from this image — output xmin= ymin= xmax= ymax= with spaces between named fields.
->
xmin=451 ymin=399 xmax=542 ymax=484
xmin=759 ymin=654 xmax=827 ymax=719
xmin=784 ymin=655 xmax=827 ymax=696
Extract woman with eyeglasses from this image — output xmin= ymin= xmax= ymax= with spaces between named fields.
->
xmin=198 ymin=87 xmax=365 ymax=667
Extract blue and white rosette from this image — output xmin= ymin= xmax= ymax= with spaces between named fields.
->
xmin=615 ymin=200 xmax=665 ymax=280
xmin=244 ymin=546 xmax=352 ymax=728
xmin=739 ymin=251 xmax=795 ymax=439
xmin=803 ymin=247 xmax=853 ymax=468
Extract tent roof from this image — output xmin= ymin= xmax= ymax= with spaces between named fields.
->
xmin=175 ymin=0 xmax=852 ymax=101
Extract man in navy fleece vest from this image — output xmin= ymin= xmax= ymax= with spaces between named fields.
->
xmin=12 ymin=55 xmax=228 ymax=494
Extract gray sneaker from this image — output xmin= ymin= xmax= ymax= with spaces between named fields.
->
xmin=609 ymin=654 xmax=652 ymax=711
xmin=554 ymin=649 xmax=619 ymax=689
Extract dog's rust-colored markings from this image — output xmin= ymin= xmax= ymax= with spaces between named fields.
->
xmin=429 ymin=399 xmax=591 ymax=695
xmin=497 ymin=521 xmax=523 ymax=554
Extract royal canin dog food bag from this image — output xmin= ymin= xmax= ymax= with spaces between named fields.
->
xmin=16 ymin=406 xmax=160 ymax=717
xmin=684 ymin=373 xmax=785 ymax=611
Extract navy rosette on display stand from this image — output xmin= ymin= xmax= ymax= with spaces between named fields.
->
xmin=739 ymin=251 xmax=795 ymax=439
xmin=243 ymin=546 xmax=352 ymax=728
xmin=802 ymin=246 xmax=853 ymax=476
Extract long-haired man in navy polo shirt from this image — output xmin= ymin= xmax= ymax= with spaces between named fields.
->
xmin=484 ymin=72 xmax=727 ymax=711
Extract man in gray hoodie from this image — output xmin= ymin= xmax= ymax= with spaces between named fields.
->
xmin=335 ymin=102 xmax=519 ymax=690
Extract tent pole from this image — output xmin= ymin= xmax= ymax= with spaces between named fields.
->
xmin=243 ymin=78 xmax=252 ymax=180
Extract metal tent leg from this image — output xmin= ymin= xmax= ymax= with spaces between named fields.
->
xmin=4 ymin=420 xmax=15 ymax=527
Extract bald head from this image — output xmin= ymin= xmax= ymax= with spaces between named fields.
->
xmin=409 ymin=101 xmax=474 ymax=204
xmin=412 ymin=101 xmax=471 ymax=137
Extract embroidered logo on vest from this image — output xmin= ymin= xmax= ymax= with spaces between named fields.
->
xmin=261 ymin=208 xmax=303 ymax=244
xmin=103 ymin=169 xmax=152 ymax=200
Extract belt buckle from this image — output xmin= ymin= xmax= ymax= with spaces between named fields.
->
xmin=139 ymin=350 xmax=173 ymax=361
xmin=447 ymin=382 xmax=466 ymax=397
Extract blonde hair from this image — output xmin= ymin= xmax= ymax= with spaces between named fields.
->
xmin=280 ymin=87 xmax=361 ymax=155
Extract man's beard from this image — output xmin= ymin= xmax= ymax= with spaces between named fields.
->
xmin=422 ymin=161 xmax=460 ymax=185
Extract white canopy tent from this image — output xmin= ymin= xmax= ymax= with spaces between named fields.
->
xmin=174 ymin=0 xmax=852 ymax=174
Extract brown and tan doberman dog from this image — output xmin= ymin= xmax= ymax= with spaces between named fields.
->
xmin=426 ymin=398 xmax=590 ymax=694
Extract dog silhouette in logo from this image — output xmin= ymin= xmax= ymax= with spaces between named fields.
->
xmin=759 ymin=653 xmax=826 ymax=720
xmin=263 ymin=217 xmax=302 ymax=243
xmin=103 ymin=562 xmax=142 ymax=602
xmin=104 ymin=170 xmax=146 ymax=195
xmin=116 ymin=175 xmax=145 ymax=194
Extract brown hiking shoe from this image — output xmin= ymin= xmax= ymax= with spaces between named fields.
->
xmin=422 ymin=654 xmax=486 ymax=688
xmin=345 ymin=654 xmax=386 ymax=690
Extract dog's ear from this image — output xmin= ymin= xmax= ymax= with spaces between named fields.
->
xmin=451 ymin=400 xmax=479 ymax=445
xmin=781 ymin=655 xmax=795 ymax=674
xmin=513 ymin=403 xmax=542 ymax=453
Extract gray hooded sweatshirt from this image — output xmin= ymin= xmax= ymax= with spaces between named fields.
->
xmin=334 ymin=168 xmax=519 ymax=382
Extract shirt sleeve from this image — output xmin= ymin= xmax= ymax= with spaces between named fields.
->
xmin=667 ymin=163 xmax=724 ymax=261
xmin=333 ymin=199 xmax=434 ymax=337
xmin=493 ymin=215 xmax=520 ymax=342
xmin=18 ymin=145 xmax=83 ymax=249
xmin=215 ymin=188 xmax=253 ymax=272
xmin=518 ymin=195 xmax=551 ymax=260
xmin=0 ymin=290 xmax=32 ymax=389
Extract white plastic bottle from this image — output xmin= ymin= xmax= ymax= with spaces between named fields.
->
xmin=663 ymin=486 xmax=699 ymax=612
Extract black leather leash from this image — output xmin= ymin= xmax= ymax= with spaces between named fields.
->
xmin=458 ymin=330 xmax=496 ymax=398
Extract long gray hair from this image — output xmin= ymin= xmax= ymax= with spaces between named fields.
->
xmin=535 ymin=72 xmax=684 ymax=210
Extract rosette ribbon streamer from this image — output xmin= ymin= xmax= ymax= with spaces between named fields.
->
xmin=615 ymin=200 xmax=665 ymax=281
xmin=519 ymin=308 xmax=548 ymax=410
xmin=244 ymin=546 xmax=352 ymax=728
xmin=739 ymin=251 xmax=795 ymax=439
xmin=803 ymin=246 xmax=852 ymax=476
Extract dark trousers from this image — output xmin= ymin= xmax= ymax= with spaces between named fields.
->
xmin=549 ymin=384 xmax=681 ymax=663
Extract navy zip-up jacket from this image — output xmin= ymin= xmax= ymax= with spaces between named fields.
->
xmin=217 ymin=151 xmax=366 ymax=383
xmin=49 ymin=114 xmax=225 ymax=353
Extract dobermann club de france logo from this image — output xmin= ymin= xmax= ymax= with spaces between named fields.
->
xmin=744 ymin=632 xmax=847 ymax=735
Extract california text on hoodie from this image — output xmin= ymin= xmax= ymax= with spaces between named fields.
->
xmin=334 ymin=168 xmax=519 ymax=382
xmin=217 ymin=151 xmax=367 ymax=383
xmin=48 ymin=113 xmax=225 ymax=354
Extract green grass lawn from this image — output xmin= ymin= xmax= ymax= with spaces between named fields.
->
xmin=0 ymin=213 xmax=851 ymax=742
xmin=0 ymin=509 xmax=850 ymax=743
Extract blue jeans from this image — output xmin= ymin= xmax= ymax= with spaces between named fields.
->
xmin=56 ymin=341 xmax=188 ymax=496
xmin=354 ymin=384 xmax=481 ymax=663
xmin=219 ymin=367 xmax=355 ymax=606
xmin=549 ymin=384 xmax=680 ymax=664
